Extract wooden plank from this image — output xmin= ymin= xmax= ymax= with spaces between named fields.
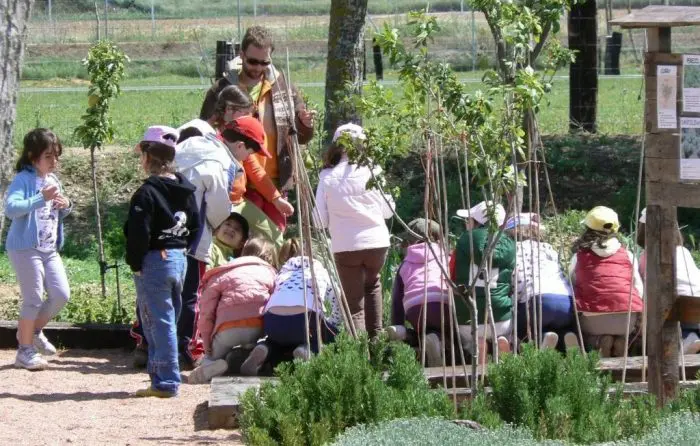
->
xmin=447 ymin=381 xmax=700 ymax=404
xmin=645 ymin=157 xmax=679 ymax=182
xmin=647 ymin=27 xmax=672 ymax=53
xmin=647 ymin=182 xmax=700 ymax=208
xmin=645 ymin=133 xmax=679 ymax=158
xmin=208 ymin=377 xmax=275 ymax=430
xmin=644 ymin=52 xmax=683 ymax=66
xmin=611 ymin=6 xmax=700 ymax=29
xmin=424 ymin=355 xmax=700 ymax=386
xmin=646 ymin=204 xmax=680 ymax=405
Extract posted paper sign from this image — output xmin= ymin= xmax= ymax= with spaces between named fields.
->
xmin=680 ymin=117 xmax=700 ymax=180
xmin=657 ymin=65 xmax=678 ymax=128
xmin=683 ymin=55 xmax=700 ymax=112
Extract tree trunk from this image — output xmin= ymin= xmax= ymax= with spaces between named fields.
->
xmin=569 ymin=0 xmax=598 ymax=133
xmin=0 ymin=0 xmax=35 ymax=246
xmin=324 ymin=0 xmax=368 ymax=138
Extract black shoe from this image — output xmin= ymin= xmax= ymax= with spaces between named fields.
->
xmin=178 ymin=353 xmax=196 ymax=371
xmin=133 ymin=344 xmax=148 ymax=370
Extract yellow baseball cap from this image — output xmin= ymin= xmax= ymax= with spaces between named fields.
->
xmin=582 ymin=206 xmax=620 ymax=234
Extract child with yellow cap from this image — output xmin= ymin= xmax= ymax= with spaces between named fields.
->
xmin=569 ymin=206 xmax=644 ymax=357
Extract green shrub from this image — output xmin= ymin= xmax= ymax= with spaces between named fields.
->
xmin=460 ymin=345 xmax=665 ymax=444
xmin=240 ymin=333 xmax=454 ymax=446
xmin=331 ymin=417 xmax=560 ymax=446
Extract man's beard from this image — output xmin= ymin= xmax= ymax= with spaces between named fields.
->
xmin=242 ymin=63 xmax=263 ymax=80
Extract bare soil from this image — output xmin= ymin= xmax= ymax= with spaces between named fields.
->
xmin=0 ymin=349 xmax=244 ymax=445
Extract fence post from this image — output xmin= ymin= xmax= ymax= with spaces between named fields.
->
xmin=151 ymin=0 xmax=156 ymax=39
xmin=104 ymin=0 xmax=109 ymax=38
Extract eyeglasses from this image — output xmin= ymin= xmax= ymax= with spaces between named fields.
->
xmin=244 ymin=56 xmax=271 ymax=66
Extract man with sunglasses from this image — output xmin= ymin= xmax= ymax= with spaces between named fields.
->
xmin=200 ymin=26 xmax=315 ymax=231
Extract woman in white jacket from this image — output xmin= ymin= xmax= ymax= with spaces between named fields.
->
xmin=314 ymin=123 xmax=394 ymax=338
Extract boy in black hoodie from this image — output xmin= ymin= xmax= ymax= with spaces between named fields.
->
xmin=125 ymin=125 xmax=200 ymax=398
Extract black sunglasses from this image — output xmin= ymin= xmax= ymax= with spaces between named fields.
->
xmin=245 ymin=56 xmax=271 ymax=66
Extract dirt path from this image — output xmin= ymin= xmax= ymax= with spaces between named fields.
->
xmin=0 ymin=349 xmax=243 ymax=445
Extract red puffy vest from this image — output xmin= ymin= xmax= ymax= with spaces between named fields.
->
xmin=574 ymin=248 xmax=644 ymax=313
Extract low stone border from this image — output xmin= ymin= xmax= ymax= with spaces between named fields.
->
xmin=0 ymin=320 xmax=132 ymax=349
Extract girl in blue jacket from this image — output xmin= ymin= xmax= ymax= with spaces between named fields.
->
xmin=5 ymin=128 xmax=72 ymax=370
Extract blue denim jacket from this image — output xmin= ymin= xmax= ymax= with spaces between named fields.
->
xmin=4 ymin=166 xmax=72 ymax=252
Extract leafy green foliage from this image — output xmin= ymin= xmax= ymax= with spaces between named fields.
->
xmin=460 ymin=345 xmax=672 ymax=444
xmin=74 ymin=41 xmax=129 ymax=149
xmin=240 ymin=333 xmax=454 ymax=446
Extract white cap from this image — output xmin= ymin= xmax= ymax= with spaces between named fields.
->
xmin=456 ymin=201 xmax=506 ymax=226
xmin=639 ymin=207 xmax=646 ymax=224
xmin=177 ymin=119 xmax=216 ymax=136
xmin=332 ymin=123 xmax=366 ymax=143
xmin=505 ymin=213 xmax=543 ymax=231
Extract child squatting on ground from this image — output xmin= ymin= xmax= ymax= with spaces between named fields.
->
xmin=450 ymin=201 xmax=515 ymax=363
xmin=6 ymin=128 xmax=72 ymax=370
xmin=189 ymin=237 xmax=278 ymax=384
xmin=505 ymin=214 xmax=578 ymax=351
xmin=637 ymin=208 xmax=700 ymax=355
xmin=239 ymin=238 xmax=344 ymax=376
xmin=569 ymin=206 xmax=644 ymax=358
xmin=386 ymin=218 xmax=452 ymax=367
xmin=124 ymin=125 xmax=201 ymax=397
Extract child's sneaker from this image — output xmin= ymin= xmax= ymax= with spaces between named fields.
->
xmin=134 ymin=386 xmax=177 ymax=398
xmin=188 ymin=359 xmax=228 ymax=384
xmin=240 ymin=344 xmax=269 ymax=376
xmin=682 ymin=332 xmax=699 ymax=354
xmin=424 ymin=333 xmax=442 ymax=367
xmin=540 ymin=332 xmax=559 ymax=350
xmin=497 ymin=336 xmax=511 ymax=355
xmin=293 ymin=345 xmax=311 ymax=361
xmin=564 ymin=332 xmax=579 ymax=351
xmin=386 ymin=325 xmax=408 ymax=342
xmin=15 ymin=346 xmax=48 ymax=370
xmin=33 ymin=331 xmax=57 ymax=356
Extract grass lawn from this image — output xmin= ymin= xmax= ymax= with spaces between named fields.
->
xmin=16 ymin=73 xmax=644 ymax=148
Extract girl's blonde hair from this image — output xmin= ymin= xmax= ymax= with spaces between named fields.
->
xmin=506 ymin=225 xmax=544 ymax=242
xmin=241 ymin=236 xmax=278 ymax=269
xmin=279 ymin=238 xmax=301 ymax=264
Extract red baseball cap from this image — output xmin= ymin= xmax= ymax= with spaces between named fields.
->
xmin=229 ymin=116 xmax=270 ymax=158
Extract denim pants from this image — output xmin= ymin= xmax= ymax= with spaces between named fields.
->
xmin=517 ymin=294 xmax=574 ymax=341
xmin=134 ymin=249 xmax=187 ymax=393
xmin=264 ymin=312 xmax=337 ymax=354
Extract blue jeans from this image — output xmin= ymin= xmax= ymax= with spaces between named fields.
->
xmin=264 ymin=312 xmax=337 ymax=354
xmin=517 ymin=294 xmax=574 ymax=342
xmin=134 ymin=249 xmax=187 ymax=394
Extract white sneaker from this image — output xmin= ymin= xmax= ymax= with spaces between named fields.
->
xmin=293 ymin=345 xmax=311 ymax=361
xmin=424 ymin=333 xmax=442 ymax=367
xmin=187 ymin=359 xmax=228 ymax=384
xmin=683 ymin=332 xmax=699 ymax=354
xmin=386 ymin=325 xmax=408 ymax=342
xmin=15 ymin=347 xmax=48 ymax=370
xmin=541 ymin=332 xmax=559 ymax=350
xmin=33 ymin=331 xmax=57 ymax=356
xmin=564 ymin=332 xmax=579 ymax=351
xmin=240 ymin=344 xmax=269 ymax=376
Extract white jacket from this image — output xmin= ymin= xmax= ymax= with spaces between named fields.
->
xmin=513 ymin=240 xmax=572 ymax=303
xmin=175 ymin=133 xmax=240 ymax=263
xmin=314 ymin=158 xmax=394 ymax=253
xmin=264 ymin=256 xmax=342 ymax=327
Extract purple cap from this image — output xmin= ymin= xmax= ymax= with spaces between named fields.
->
xmin=141 ymin=125 xmax=180 ymax=150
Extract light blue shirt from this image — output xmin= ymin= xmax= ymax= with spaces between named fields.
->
xmin=4 ymin=166 xmax=71 ymax=252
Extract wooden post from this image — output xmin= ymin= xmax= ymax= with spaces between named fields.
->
xmin=645 ymin=26 xmax=679 ymax=406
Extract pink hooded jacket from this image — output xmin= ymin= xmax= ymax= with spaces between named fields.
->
xmin=198 ymin=256 xmax=276 ymax=350
xmin=398 ymin=242 xmax=450 ymax=311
